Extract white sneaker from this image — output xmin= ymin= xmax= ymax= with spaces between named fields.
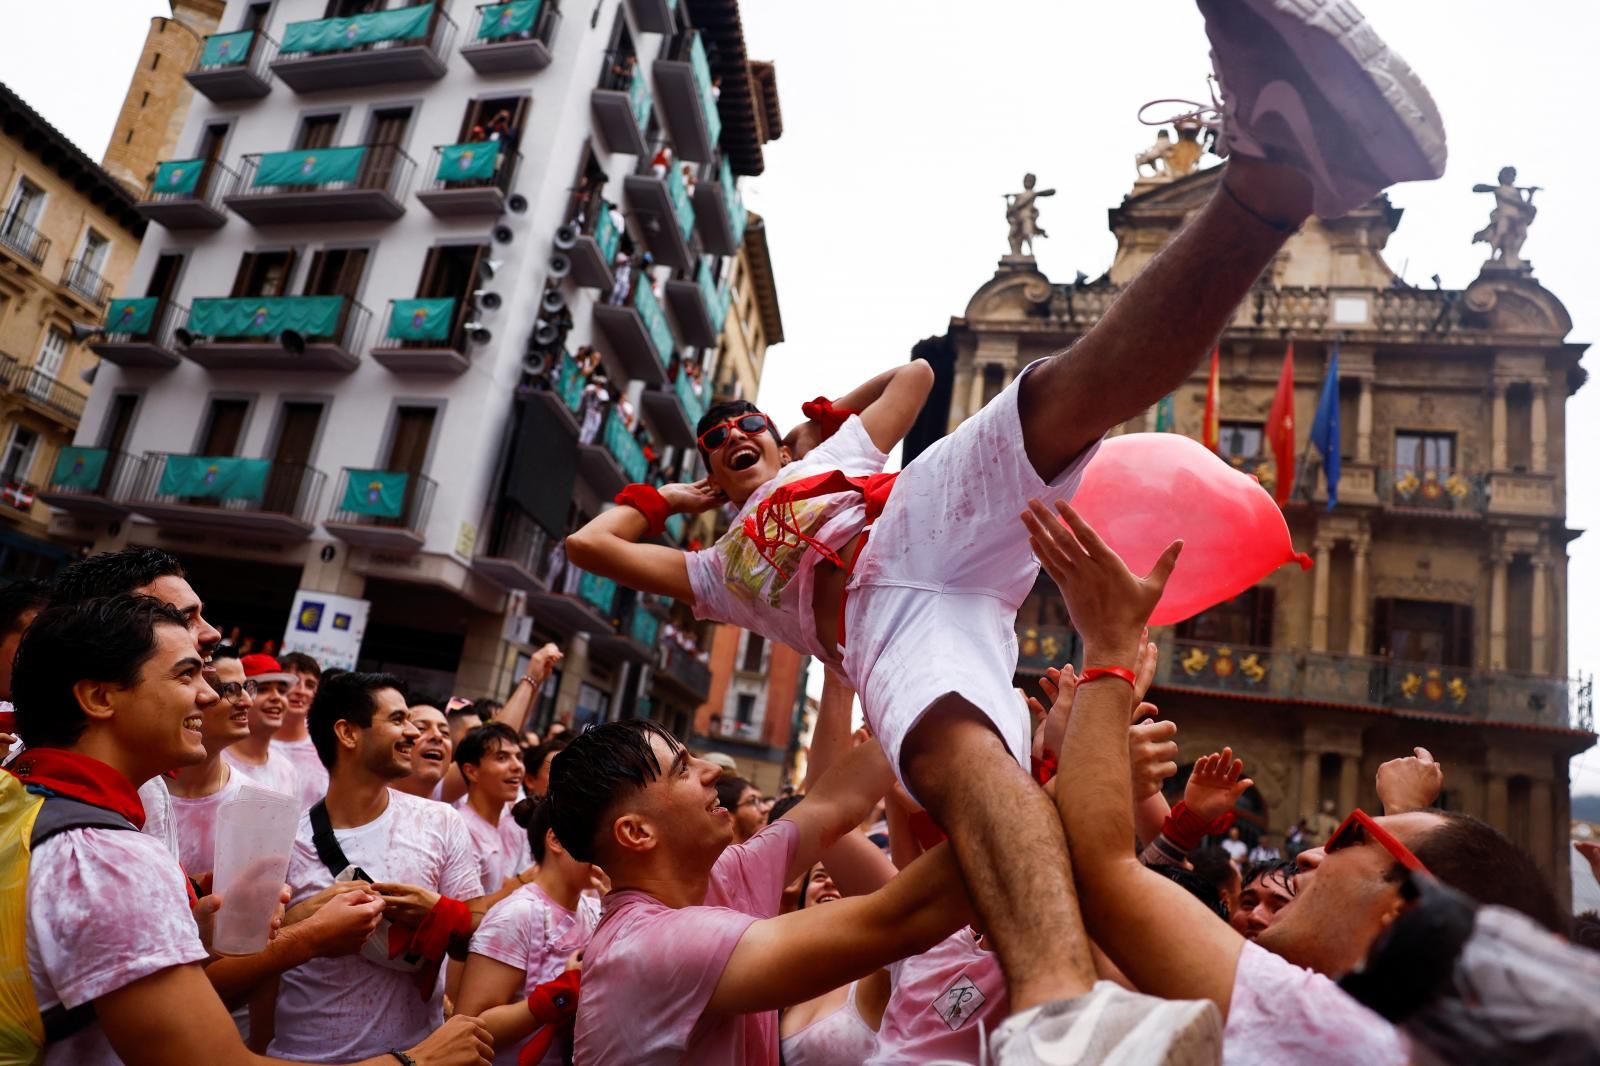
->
xmin=987 ymin=982 xmax=1222 ymax=1065
xmin=1198 ymin=0 xmax=1447 ymax=218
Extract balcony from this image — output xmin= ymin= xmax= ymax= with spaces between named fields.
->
xmin=0 ymin=216 xmax=49 ymax=270
xmin=1487 ymin=471 xmax=1558 ymax=518
xmin=186 ymin=29 xmax=277 ymax=101
xmin=522 ymin=559 xmax=616 ymax=633
xmin=370 ymin=297 xmax=470 ymax=374
xmin=1156 ymin=636 xmax=1585 ymax=731
xmin=592 ymin=277 xmax=674 ymax=386
xmin=90 ymin=298 xmax=187 ymax=369
xmin=0 ymin=355 xmax=88 ymax=428
xmin=627 ymin=0 xmax=676 ymax=34
xmin=460 ymin=0 xmax=561 ymax=74
xmin=656 ymin=638 xmax=712 ymax=703
xmin=324 ymin=468 xmax=437 ymax=552
xmin=591 ymin=54 xmax=651 ymax=157
xmin=59 ymin=259 xmax=112 ymax=310
xmin=415 ymin=142 xmax=520 ymax=218
xmin=624 ymin=161 xmax=696 ymax=272
xmin=693 ymin=156 xmax=747 ymax=255
xmin=566 ymin=200 xmax=621 ymax=290
xmin=664 ymin=259 xmax=726 ymax=348
xmin=225 ymin=146 xmax=413 ymax=225
xmin=592 ymin=600 xmax=661 ymax=664
xmin=641 ymin=372 xmax=706 ymax=449
xmin=475 ymin=503 xmax=554 ymax=593
xmin=652 ymin=30 xmax=721 ymax=164
xmin=525 ymin=350 xmax=586 ymax=435
xmin=271 ymin=3 xmax=453 ymax=93
xmin=180 ymin=296 xmax=370 ymax=373
xmin=1376 ymin=468 xmax=1489 ymax=517
xmin=135 ymin=158 xmax=235 ymax=230
xmin=129 ymin=454 xmax=326 ymax=538
xmin=39 ymin=448 xmax=147 ymax=518
xmin=578 ymin=408 xmax=647 ymax=498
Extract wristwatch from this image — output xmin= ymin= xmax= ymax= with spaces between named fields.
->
xmin=390 ymin=1052 xmax=417 ymax=1066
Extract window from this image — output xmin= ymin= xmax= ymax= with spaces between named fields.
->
xmin=198 ymin=398 xmax=250 ymax=455
xmin=151 ymin=52 xmax=160 ymax=70
xmin=232 ymin=250 xmax=297 ymax=297
xmin=295 ymin=115 xmax=340 ymax=150
xmin=1219 ymin=421 xmax=1264 ymax=460
xmin=740 ymin=633 xmax=764 ymax=673
xmin=146 ymin=252 xmax=185 ymax=302
xmin=385 ymin=406 xmax=438 ymax=474
xmin=303 ymin=247 xmax=369 ymax=299
xmin=140 ymin=91 xmax=150 ymax=108
xmin=0 ymin=426 xmax=40 ymax=486
xmin=124 ymin=129 xmax=134 ymax=145
xmin=1176 ymin=587 xmax=1276 ymax=647
xmin=1394 ymin=431 xmax=1454 ymax=474
xmin=35 ymin=327 xmax=69 ymax=381
xmin=574 ymin=682 xmax=609 ymax=731
xmin=735 ymin=693 xmax=756 ymax=725
xmin=1371 ymin=598 xmax=1472 ymax=667
xmin=78 ymin=229 xmax=111 ymax=273
xmin=4 ymin=178 xmax=45 ymax=228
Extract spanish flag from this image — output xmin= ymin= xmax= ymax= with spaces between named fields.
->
xmin=1201 ymin=346 xmax=1221 ymax=452
xmin=1266 ymin=341 xmax=1296 ymax=506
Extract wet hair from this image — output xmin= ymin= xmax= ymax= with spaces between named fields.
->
xmin=549 ymin=719 xmax=680 ymax=863
xmin=695 ymin=399 xmax=781 ymax=456
xmin=1147 ymin=860 xmax=1229 ymax=922
xmin=1242 ymin=857 xmax=1298 ymax=895
xmin=308 ymin=670 xmax=406 ymax=769
xmin=278 ymin=651 xmax=321 ymax=679
xmin=767 ymin=793 xmax=804 ymax=826
xmin=715 ymin=774 xmax=753 ymax=813
xmin=1403 ymin=810 xmax=1564 ymax=933
xmin=512 ymin=793 xmax=558 ymax=864
xmin=525 ymin=734 xmax=570 ymax=778
xmin=455 ymin=721 xmax=522 ymax=769
xmin=0 ymin=580 xmax=48 ymax=636
xmin=1187 ymin=846 xmax=1241 ymax=908
xmin=51 ymin=547 xmax=185 ymax=605
xmin=13 ymin=596 xmax=189 ymax=749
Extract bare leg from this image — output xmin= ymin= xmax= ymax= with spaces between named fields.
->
xmin=902 ymin=696 xmax=1095 ymax=1011
xmin=1019 ymin=156 xmax=1314 ymax=482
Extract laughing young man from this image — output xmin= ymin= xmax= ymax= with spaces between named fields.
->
xmin=394 ymin=702 xmax=455 ymax=799
xmin=274 ymin=651 xmax=328 ymax=809
xmin=222 ymin=654 xmax=303 ymax=801
xmin=454 ymin=722 xmax=533 ymax=895
xmin=564 ymin=0 xmax=1447 ymax=1016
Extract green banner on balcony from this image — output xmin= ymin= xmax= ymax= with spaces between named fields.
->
xmin=628 ymin=63 xmax=652 ymax=132
xmin=51 ymin=447 xmax=106 ymax=491
xmin=666 ymin=163 xmax=695 ymax=240
xmin=435 ymin=140 xmax=500 ymax=183
xmin=634 ymin=282 xmax=673 ymax=366
xmin=719 ymin=157 xmax=746 ymax=246
xmin=593 ymin=203 xmax=620 ymax=264
xmin=389 ymin=297 xmax=454 ymax=341
xmin=255 ymin=146 xmax=366 ymax=187
xmin=478 ymin=0 xmax=541 ymax=39
xmin=159 ymin=455 xmax=270 ymax=501
xmin=689 ymin=33 xmax=722 ymax=144
xmin=188 ymin=296 xmax=344 ymax=339
xmin=282 ymin=3 xmax=433 ymax=54
xmin=341 ymin=468 xmax=408 ymax=518
xmin=106 ymin=297 xmax=158 ymax=337
xmin=153 ymin=159 xmax=204 ymax=196
xmin=200 ymin=29 xmax=254 ymax=67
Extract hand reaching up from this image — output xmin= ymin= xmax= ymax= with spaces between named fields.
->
xmin=1375 ymin=747 xmax=1443 ymax=815
xmin=1128 ymin=713 xmax=1179 ymax=801
xmin=1185 ymin=748 xmax=1253 ymax=825
xmin=1029 ymin=663 xmax=1079 ymax=763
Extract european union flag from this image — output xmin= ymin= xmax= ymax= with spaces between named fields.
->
xmin=1310 ymin=345 xmax=1341 ymax=510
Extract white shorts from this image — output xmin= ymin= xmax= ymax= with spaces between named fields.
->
xmin=845 ymin=359 xmax=1100 ymax=789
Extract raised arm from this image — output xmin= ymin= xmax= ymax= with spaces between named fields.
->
xmin=495 ymin=643 xmax=563 ymax=734
xmin=788 ymin=361 xmax=934 ymax=458
xmin=1023 ymin=500 xmax=1245 ymax=1015
xmin=565 ymin=481 xmax=721 ymax=602
xmin=780 ymin=730 xmax=895 ymax=884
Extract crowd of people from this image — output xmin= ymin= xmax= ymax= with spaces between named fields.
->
xmin=7 ymin=3 xmax=1600 ymax=1065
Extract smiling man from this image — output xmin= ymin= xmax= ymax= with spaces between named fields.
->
xmin=393 ymin=702 xmax=454 ymax=800
xmin=164 ymin=650 xmax=255 ymax=881
xmin=273 ymin=651 xmax=327 ymax=809
xmin=455 ymin=723 xmax=532 ymax=895
xmin=222 ymin=654 xmax=302 ymax=802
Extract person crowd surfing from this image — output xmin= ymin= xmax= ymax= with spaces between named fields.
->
xmin=6 ymin=1 xmax=1600 ymax=1065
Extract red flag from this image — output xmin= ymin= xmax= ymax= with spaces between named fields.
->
xmin=1266 ymin=341 xmax=1296 ymax=505
xmin=1201 ymin=346 xmax=1221 ymax=452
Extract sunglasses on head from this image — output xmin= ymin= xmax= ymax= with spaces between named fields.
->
xmin=697 ymin=412 xmax=773 ymax=453
xmin=1326 ymin=808 xmax=1431 ymax=875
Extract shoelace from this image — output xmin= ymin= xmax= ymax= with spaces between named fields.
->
xmin=1137 ymin=73 xmax=1232 ymax=155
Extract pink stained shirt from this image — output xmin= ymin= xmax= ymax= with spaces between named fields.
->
xmin=574 ymin=818 xmax=800 ymax=1065
xmin=1222 ymin=941 xmax=1408 ymax=1064
xmin=222 ymin=746 xmax=301 ymax=801
xmin=868 ymin=929 xmax=1007 ymax=1065
xmin=458 ymin=800 xmax=533 ymax=896
xmin=271 ymin=734 xmax=328 ymax=809
xmin=168 ymin=766 xmax=246 ymax=880
xmin=684 ymin=416 xmax=888 ymax=662
xmin=469 ymin=883 xmax=601 ymax=1066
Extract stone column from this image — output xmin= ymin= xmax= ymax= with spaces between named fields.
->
xmin=1299 ymin=749 xmax=1322 ymax=823
xmin=968 ymin=362 xmax=988 ymax=426
xmin=949 ymin=363 xmax=976 ymax=431
xmin=1489 ymin=547 xmax=1509 ymax=670
xmin=1530 ymin=555 xmax=1550 ymax=674
xmin=1348 ymin=532 xmax=1371 ymax=655
xmin=1531 ymin=383 xmax=1548 ymax=473
xmin=1355 ymin=377 xmax=1373 ymax=463
xmin=1485 ymin=773 xmax=1509 ymax=833
xmin=1310 ymin=535 xmax=1334 ymax=653
xmin=1491 ymin=383 xmax=1508 ymax=470
xmin=1337 ymin=753 xmax=1360 ymax=815
xmin=1529 ymin=777 xmax=1554 ymax=879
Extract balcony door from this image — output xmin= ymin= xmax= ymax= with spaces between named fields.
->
xmin=304 ymin=247 xmax=368 ymax=299
xmin=1371 ymin=598 xmax=1473 ymax=667
xmin=415 ymin=243 xmax=483 ymax=346
xmin=266 ymin=401 xmax=324 ymax=514
xmin=146 ymin=252 xmax=185 ymax=302
xmin=232 ymin=250 xmax=297 ymax=297
xmin=295 ymin=115 xmax=339 ymax=151
xmin=380 ymin=405 xmax=436 ymax=525
xmin=97 ymin=393 xmax=139 ymax=495
xmin=199 ymin=398 xmax=249 ymax=455
xmin=1 ymin=178 xmax=44 ymax=253
xmin=361 ymin=107 xmax=413 ymax=191
xmin=28 ymin=328 xmax=69 ymax=401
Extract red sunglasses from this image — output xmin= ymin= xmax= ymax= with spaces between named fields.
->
xmin=697 ymin=412 xmax=774 ymax=453
xmin=1326 ymin=809 xmax=1431 ymax=875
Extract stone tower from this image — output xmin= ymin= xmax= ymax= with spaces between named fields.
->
xmin=99 ymin=1 xmax=225 ymax=197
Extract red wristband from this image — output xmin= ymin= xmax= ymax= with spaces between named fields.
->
xmin=615 ymin=483 xmax=670 ymax=538
xmin=1079 ymin=666 xmax=1137 ymax=689
xmin=1162 ymin=800 xmax=1236 ymax=851
xmin=801 ymin=396 xmax=856 ymax=440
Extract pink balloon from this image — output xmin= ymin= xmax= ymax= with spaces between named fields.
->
xmin=1071 ymin=433 xmax=1311 ymax=626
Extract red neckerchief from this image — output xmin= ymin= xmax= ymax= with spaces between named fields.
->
xmin=6 ymin=747 xmax=146 ymax=829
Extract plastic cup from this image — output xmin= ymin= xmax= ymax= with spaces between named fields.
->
xmin=210 ymin=784 xmax=300 ymax=956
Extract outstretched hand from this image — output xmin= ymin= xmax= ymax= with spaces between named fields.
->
xmin=1185 ymin=748 xmax=1253 ymax=825
xmin=1128 ymin=714 xmax=1179 ymax=801
xmin=1022 ymin=500 xmax=1181 ymax=664
xmin=1029 ymin=664 xmax=1079 ymax=763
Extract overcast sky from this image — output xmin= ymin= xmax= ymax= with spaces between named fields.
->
xmin=4 ymin=0 xmax=1596 ymax=793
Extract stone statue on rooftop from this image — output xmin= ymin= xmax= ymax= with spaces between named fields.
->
xmin=1135 ymin=130 xmax=1175 ymax=178
xmin=1472 ymin=166 xmax=1539 ymax=271
xmin=1004 ymin=173 xmax=1055 ymax=257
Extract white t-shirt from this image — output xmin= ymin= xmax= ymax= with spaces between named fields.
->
xmin=1223 ymin=941 xmax=1408 ymax=1064
xmin=168 ymin=767 xmax=246 ymax=880
xmin=222 ymin=746 xmax=301 ymax=801
xmin=268 ymin=788 xmax=482 ymax=1063
xmin=270 ymin=734 xmax=328 ymax=810
xmin=137 ymin=775 xmax=181 ymax=862
xmin=458 ymin=801 xmax=533 ymax=896
xmin=26 ymin=826 xmax=208 ymax=1066
xmin=684 ymin=416 xmax=889 ymax=661
xmin=470 ymin=883 xmax=600 ymax=1066
xmin=1221 ymin=838 xmax=1249 ymax=861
